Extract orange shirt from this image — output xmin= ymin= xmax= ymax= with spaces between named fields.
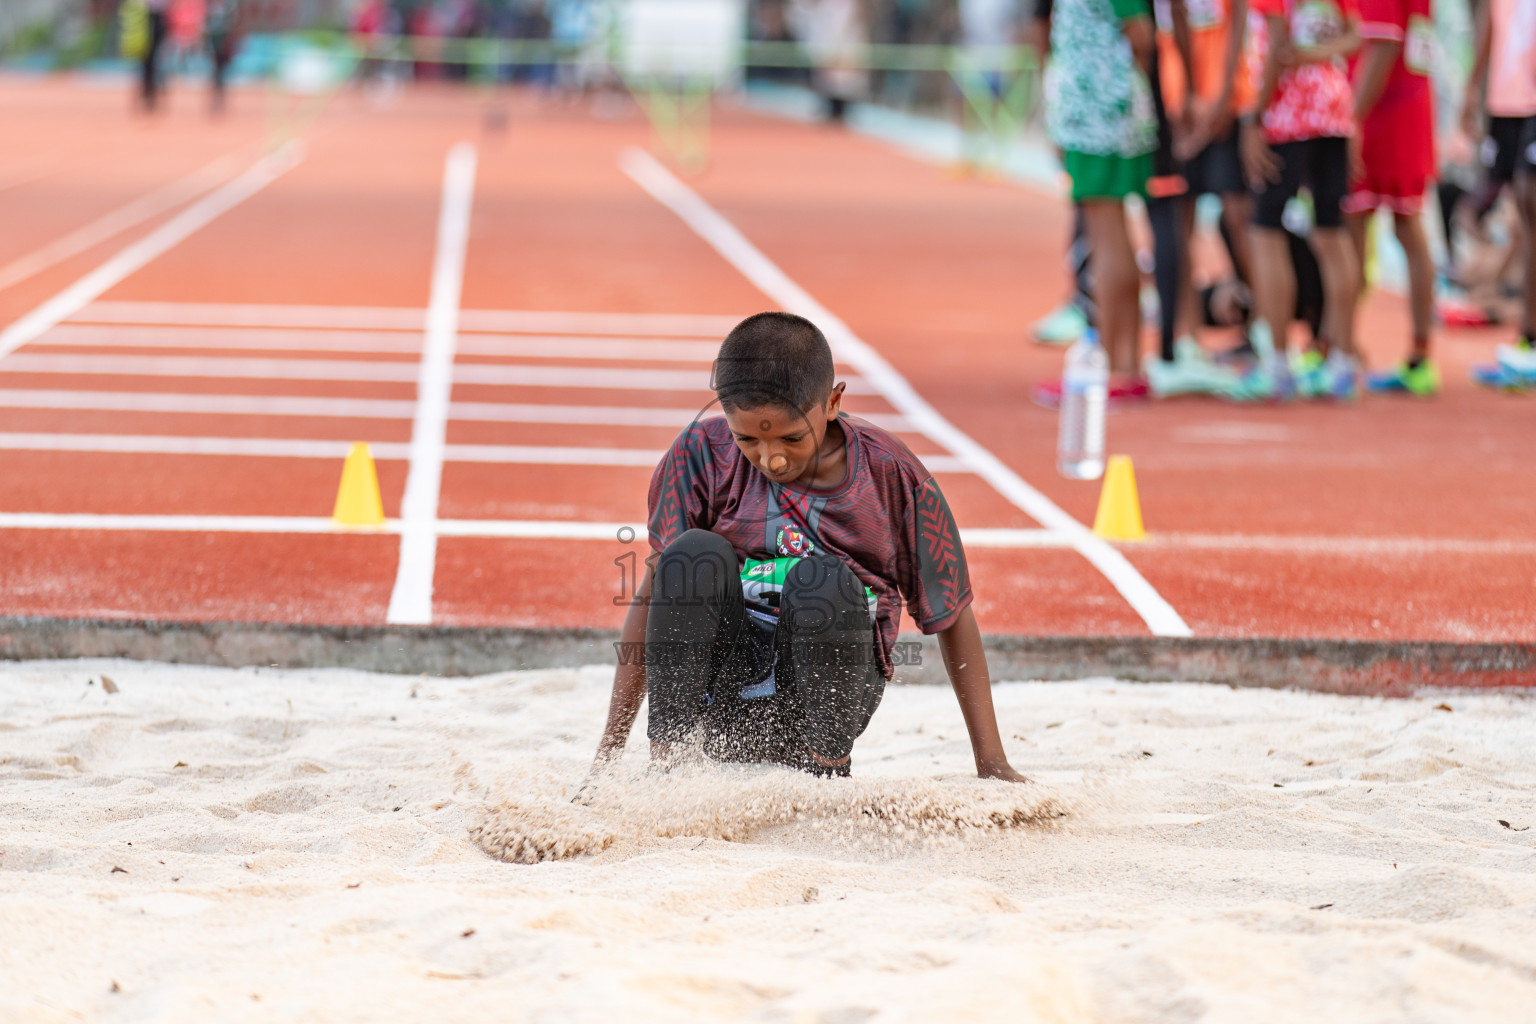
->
xmin=1156 ymin=0 xmax=1257 ymax=114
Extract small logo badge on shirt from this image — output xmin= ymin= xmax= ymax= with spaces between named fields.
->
xmin=777 ymin=526 xmax=814 ymax=557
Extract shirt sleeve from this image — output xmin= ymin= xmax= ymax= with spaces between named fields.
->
xmin=647 ymin=422 xmax=715 ymax=552
xmin=901 ymin=475 xmax=974 ymax=634
xmin=1110 ymin=0 xmax=1150 ymax=20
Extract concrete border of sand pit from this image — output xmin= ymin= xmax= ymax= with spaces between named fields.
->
xmin=1 ymin=616 xmax=1532 ymax=693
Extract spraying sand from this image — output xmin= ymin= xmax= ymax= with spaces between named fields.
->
xmin=1 ymin=660 xmax=1533 ymax=1022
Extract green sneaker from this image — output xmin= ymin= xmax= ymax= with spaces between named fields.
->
xmin=1366 ymin=360 xmax=1441 ymax=396
xmin=1032 ymin=302 xmax=1088 ymax=346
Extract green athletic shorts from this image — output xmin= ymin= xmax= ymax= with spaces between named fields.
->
xmin=1063 ymin=149 xmax=1153 ymax=202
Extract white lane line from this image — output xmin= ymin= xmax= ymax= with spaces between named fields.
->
xmin=0 ymin=514 xmax=644 ymax=539
xmin=0 ymin=513 xmax=1049 ymax=546
xmin=388 ymin=142 xmax=477 ymax=626
xmin=621 ymin=147 xmax=1191 ymax=638
xmin=1 ymin=513 xmax=1522 ymax=557
xmin=34 ymin=325 xmax=428 ymax=354
xmin=0 ymin=432 xmax=968 ymax=472
xmin=0 ymin=147 xmax=255 ymax=295
xmin=962 ymin=528 xmax=1074 ymax=548
xmin=0 ymin=389 xmax=916 ymax=433
xmin=68 ymin=302 xmax=428 ymax=330
xmin=0 ymin=389 xmax=419 ymax=419
xmin=0 ymin=513 xmax=349 ymax=534
xmin=31 ymin=324 xmax=723 ymax=362
xmin=70 ymin=302 xmax=744 ymax=337
xmin=0 ymin=353 xmax=880 ymax=394
xmin=0 ymin=434 xmax=391 ymax=459
xmin=457 ymin=309 xmax=742 ymax=337
xmin=0 ymin=353 xmax=422 ymax=381
xmin=0 ymin=143 xmax=305 ymax=364
xmin=1135 ymin=533 xmax=1536 ymax=556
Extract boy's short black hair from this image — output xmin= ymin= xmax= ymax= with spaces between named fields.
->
xmin=711 ymin=311 xmax=835 ymax=414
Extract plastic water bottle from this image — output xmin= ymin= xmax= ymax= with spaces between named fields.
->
xmin=1057 ymin=328 xmax=1107 ymax=479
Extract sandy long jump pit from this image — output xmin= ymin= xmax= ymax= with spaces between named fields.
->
xmin=1 ymin=661 xmax=1533 ymax=1022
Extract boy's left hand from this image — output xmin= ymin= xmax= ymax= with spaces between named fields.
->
xmin=978 ymin=761 xmax=1031 ymax=784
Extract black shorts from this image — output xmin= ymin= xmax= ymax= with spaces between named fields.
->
xmin=645 ymin=530 xmax=886 ymax=766
xmin=1252 ymin=136 xmax=1349 ymax=230
xmin=1480 ymin=116 xmax=1536 ymax=186
xmin=1183 ymin=129 xmax=1245 ymax=197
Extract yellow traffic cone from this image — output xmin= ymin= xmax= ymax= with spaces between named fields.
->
xmin=1091 ymin=454 xmax=1145 ymax=541
xmin=332 ymin=442 xmax=385 ymax=527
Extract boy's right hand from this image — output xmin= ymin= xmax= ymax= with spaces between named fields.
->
xmin=1459 ymin=98 xmax=1481 ymax=144
xmin=1240 ymin=120 xmax=1281 ymax=189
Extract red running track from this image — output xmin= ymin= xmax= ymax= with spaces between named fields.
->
xmin=0 ymin=78 xmax=1531 ymax=646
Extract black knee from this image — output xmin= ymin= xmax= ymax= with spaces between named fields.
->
xmin=780 ymin=555 xmax=869 ymax=638
xmin=651 ymin=529 xmax=737 ymax=608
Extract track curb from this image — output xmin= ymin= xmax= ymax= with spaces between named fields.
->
xmin=1 ymin=617 xmax=1532 ymax=693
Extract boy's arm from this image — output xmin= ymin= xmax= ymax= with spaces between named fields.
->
xmin=1460 ymin=0 xmax=1490 ymax=138
xmin=1209 ymin=0 xmax=1249 ymax=131
xmin=1254 ymin=13 xmax=1286 ymax=111
xmin=1170 ymin=0 xmax=1197 ymax=105
xmin=1352 ymin=37 xmax=1399 ymax=121
xmin=1168 ymin=0 xmax=1201 ymax=155
xmin=1123 ymin=14 xmax=1157 ymax=73
xmin=1241 ymin=12 xmax=1286 ymax=187
xmin=936 ymin=606 xmax=1028 ymax=782
xmin=591 ymin=564 xmax=652 ymax=767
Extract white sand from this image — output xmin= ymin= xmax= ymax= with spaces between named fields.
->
xmin=2 ymin=661 xmax=1534 ymax=1023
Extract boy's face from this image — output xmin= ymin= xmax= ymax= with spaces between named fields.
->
xmin=722 ymin=384 xmax=845 ymax=485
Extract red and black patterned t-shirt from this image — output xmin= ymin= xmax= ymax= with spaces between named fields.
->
xmin=647 ymin=414 xmax=972 ymax=679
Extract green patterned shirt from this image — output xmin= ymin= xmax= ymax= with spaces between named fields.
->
xmin=1044 ymin=0 xmax=1158 ymax=157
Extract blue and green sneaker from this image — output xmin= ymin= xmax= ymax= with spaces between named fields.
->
xmin=1471 ymin=363 xmax=1532 ymax=392
xmin=1290 ymin=349 xmax=1328 ymax=399
xmin=1366 ymin=360 xmax=1440 ymax=396
xmin=1495 ymin=339 xmax=1536 ymax=384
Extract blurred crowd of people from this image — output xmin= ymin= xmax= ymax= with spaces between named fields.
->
xmin=1031 ymin=0 xmax=1535 ymax=404
xmin=347 ymin=0 xmax=1033 ymax=107
xmin=123 ymin=0 xmax=241 ymax=111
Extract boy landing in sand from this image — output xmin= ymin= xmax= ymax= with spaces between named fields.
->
xmin=586 ymin=312 xmax=1027 ymax=783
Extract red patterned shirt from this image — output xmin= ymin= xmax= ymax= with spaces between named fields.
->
xmin=647 ymin=415 xmax=973 ymax=680
xmin=1247 ymin=0 xmax=1358 ymax=143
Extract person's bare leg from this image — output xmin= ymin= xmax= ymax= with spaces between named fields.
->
xmin=1081 ymin=199 xmax=1141 ymax=374
xmin=1176 ymin=197 xmax=1200 ymax=344
xmin=1518 ymin=173 xmax=1536 ymax=341
xmin=1393 ymin=210 xmax=1435 ymax=361
xmin=1310 ymin=226 xmax=1361 ymax=358
xmin=1221 ymin=192 xmax=1255 ymax=284
xmin=1248 ymin=225 xmax=1296 ymax=356
xmin=1345 ymin=210 xmax=1372 ymax=358
xmin=1346 ymin=210 xmax=1370 ymax=272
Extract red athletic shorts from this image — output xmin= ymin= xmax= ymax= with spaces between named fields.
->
xmin=1344 ymin=90 xmax=1437 ymax=216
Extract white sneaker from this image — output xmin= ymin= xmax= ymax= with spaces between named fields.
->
xmin=1145 ymin=337 xmax=1246 ymax=398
